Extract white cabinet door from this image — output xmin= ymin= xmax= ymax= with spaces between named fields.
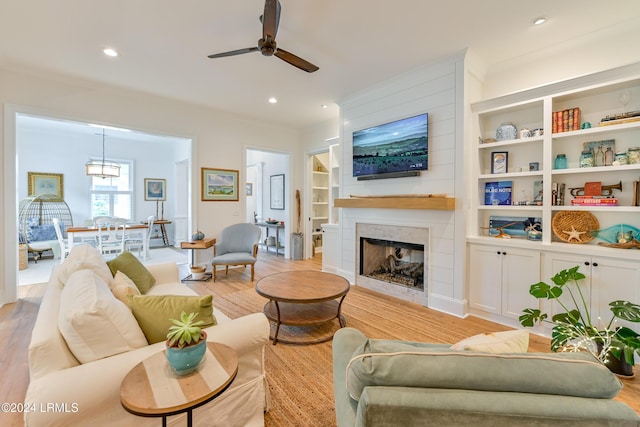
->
xmin=541 ymin=252 xmax=589 ymax=324
xmin=502 ymin=247 xmax=540 ymax=320
xmin=321 ymin=224 xmax=339 ymax=273
xmin=469 ymin=244 xmax=541 ymax=320
xmin=591 ymin=258 xmax=640 ymax=334
xmin=469 ymin=244 xmax=502 ymax=315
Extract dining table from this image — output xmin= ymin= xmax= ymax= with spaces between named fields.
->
xmin=66 ymin=224 xmax=149 ymax=257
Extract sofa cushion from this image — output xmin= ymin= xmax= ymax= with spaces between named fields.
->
xmin=107 ymin=251 xmax=156 ymax=294
xmin=346 ymin=338 xmax=621 ymax=401
xmin=110 ymin=271 xmax=141 ymax=307
xmin=450 ymin=329 xmax=529 ymax=353
xmin=58 ymin=244 xmax=114 ymax=287
xmin=127 ymin=294 xmax=217 ymax=344
xmin=58 ymin=269 xmax=148 ymax=363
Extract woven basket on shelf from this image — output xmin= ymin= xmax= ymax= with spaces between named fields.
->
xmin=551 ymin=211 xmax=599 ymax=244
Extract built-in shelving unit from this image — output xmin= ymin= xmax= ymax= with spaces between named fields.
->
xmin=329 ymin=143 xmax=340 ymax=224
xmin=467 ymin=65 xmax=640 ymax=333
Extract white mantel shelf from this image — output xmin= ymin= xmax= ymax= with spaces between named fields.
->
xmin=334 ymin=197 xmax=455 ymax=210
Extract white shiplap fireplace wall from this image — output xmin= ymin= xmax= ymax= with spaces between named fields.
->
xmin=335 ymin=53 xmax=468 ymax=317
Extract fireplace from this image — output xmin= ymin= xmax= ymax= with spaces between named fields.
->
xmin=360 ymin=238 xmax=424 ymax=290
xmin=356 ymin=223 xmax=429 ymax=305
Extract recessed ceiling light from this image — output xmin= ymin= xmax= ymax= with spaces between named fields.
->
xmin=532 ymin=17 xmax=547 ymax=26
xmin=321 ymin=104 xmax=328 ymax=109
xmin=103 ymin=48 xmax=118 ymax=57
xmin=268 ymin=97 xmax=278 ymax=104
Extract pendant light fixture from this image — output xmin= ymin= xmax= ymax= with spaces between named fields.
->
xmin=85 ymin=128 xmax=120 ymax=178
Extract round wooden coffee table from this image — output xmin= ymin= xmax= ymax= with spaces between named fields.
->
xmin=120 ymin=342 xmax=238 ymax=427
xmin=255 ymin=270 xmax=350 ymax=345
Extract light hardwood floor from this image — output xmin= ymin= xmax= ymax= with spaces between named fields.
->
xmin=1 ymin=253 xmax=638 ymax=426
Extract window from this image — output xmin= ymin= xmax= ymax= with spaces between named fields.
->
xmin=89 ymin=161 xmax=133 ymax=220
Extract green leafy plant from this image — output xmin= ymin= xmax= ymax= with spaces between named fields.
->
xmin=519 ymin=265 xmax=640 ymax=366
xmin=166 ymin=311 xmax=206 ymax=349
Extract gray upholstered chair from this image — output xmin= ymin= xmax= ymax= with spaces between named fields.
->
xmin=210 ymin=223 xmax=261 ymax=281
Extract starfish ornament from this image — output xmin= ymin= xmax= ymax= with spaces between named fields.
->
xmin=562 ymin=225 xmax=586 ymax=242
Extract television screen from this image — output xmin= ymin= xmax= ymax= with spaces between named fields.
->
xmin=352 ymin=113 xmax=428 ymax=177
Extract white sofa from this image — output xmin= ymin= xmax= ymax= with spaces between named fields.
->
xmin=25 ymin=245 xmax=271 ymax=426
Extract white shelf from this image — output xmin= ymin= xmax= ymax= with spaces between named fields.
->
xmin=471 ymin=71 xmax=640 ymax=251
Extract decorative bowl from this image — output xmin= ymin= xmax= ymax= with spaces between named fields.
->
xmin=265 ymin=220 xmax=279 ymax=225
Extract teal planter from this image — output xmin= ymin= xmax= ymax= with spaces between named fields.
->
xmin=166 ymin=335 xmax=207 ymax=376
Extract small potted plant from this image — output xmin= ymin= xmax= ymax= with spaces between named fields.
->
xmin=166 ymin=311 xmax=207 ymax=375
xmin=519 ymin=265 xmax=640 ymax=376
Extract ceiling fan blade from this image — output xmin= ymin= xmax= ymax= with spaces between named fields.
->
xmin=274 ymin=48 xmax=319 ymax=73
xmin=208 ymin=47 xmax=259 ymax=59
xmin=262 ymin=0 xmax=281 ymax=41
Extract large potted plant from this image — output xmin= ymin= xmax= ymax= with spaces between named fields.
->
xmin=166 ymin=311 xmax=208 ymax=375
xmin=519 ymin=265 xmax=640 ymax=376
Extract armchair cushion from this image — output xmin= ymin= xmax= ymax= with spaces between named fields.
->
xmin=211 ymin=252 xmax=258 ymax=265
xmin=127 ymin=294 xmax=217 ymax=344
xmin=346 ymin=336 xmax=622 ymax=401
xmin=214 ymin=223 xmax=262 ymax=256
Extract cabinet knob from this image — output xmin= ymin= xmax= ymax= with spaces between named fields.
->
xmin=497 ymin=251 xmax=501 ymax=255
xmin=592 ymin=262 xmax=598 ymax=267
xmin=584 ymin=261 xmax=590 ymax=266
xmin=502 ymin=251 xmax=507 ymax=255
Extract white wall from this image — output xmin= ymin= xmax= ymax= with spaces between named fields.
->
xmin=1 ymin=65 xmax=301 ymax=306
xmin=335 ymin=53 xmax=467 ymax=317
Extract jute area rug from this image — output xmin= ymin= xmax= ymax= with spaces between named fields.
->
xmin=211 ymin=284 xmax=519 ymax=427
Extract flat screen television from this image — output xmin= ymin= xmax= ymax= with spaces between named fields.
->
xmin=352 ymin=113 xmax=428 ymax=178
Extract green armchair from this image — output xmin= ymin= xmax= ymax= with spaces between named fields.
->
xmin=333 ymin=327 xmax=640 ymax=426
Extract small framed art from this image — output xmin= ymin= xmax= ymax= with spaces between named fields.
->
xmin=491 ymin=151 xmax=508 ymax=174
xmin=270 ymin=174 xmax=285 ymax=210
xmin=144 ymin=178 xmax=166 ymax=201
xmin=28 ymin=172 xmax=64 ymax=198
xmin=201 ymin=168 xmax=239 ymax=201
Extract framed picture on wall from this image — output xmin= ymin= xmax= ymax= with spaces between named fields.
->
xmin=270 ymin=174 xmax=284 ymax=210
xmin=201 ymin=168 xmax=239 ymax=201
xmin=28 ymin=172 xmax=64 ymax=198
xmin=144 ymin=178 xmax=167 ymax=201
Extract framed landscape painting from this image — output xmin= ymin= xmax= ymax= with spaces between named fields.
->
xmin=202 ymin=168 xmax=239 ymax=201
xmin=28 ymin=172 xmax=64 ymax=198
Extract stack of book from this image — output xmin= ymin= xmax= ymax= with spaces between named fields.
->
xmin=571 ymin=196 xmax=618 ymax=206
xmin=552 ymin=107 xmax=581 ymax=133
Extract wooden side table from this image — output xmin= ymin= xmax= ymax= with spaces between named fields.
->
xmin=120 ymin=342 xmax=238 ymax=427
xmin=180 ymin=237 xmax=216 ymax=282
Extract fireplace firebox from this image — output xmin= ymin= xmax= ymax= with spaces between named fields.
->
xmin=359 ymin=238 xmax=424 ymax=290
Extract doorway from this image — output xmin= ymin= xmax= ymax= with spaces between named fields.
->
xmin=11 ymin=112 xmax=192 ymax=288
xmin=246 ymin=148 xmax=291 ymax=258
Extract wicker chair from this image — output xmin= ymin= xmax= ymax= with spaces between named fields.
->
xmin=18 ymin=194 xmax=73 ymax=262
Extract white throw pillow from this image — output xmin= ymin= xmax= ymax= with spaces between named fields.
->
xmin=58 ymin=244 xmax=113 ymax=287
xmin=58 ymin=269 xmax=148 ymax=363
xmin=111 ymin=271 xmax=141 ymax=307
xmin=450 ymin=329 xmax=529 ymax=353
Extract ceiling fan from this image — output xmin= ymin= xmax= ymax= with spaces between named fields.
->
xmin=207 ymin=0 xmax=319 ymax=73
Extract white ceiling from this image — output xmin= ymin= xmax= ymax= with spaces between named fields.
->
xmin=2 ymin=0 xmax=640 ymax=131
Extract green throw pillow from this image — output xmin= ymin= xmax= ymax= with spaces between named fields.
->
xmin=107 ymin=251 xmax=156 ymax=294
xmin=127 ymin=294 xmax=217 ymax=344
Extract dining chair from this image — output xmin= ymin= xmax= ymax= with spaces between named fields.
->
xmin=126 ymin=215 xmax=154 ymax=260
xmin=52 ymin=218 xmax=70 ymax=264
xmin=95 ymin=217 xmax=127 ymax=258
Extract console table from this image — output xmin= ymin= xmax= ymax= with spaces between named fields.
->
xmin=256 ymin=222 xmax=284 ymax=257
